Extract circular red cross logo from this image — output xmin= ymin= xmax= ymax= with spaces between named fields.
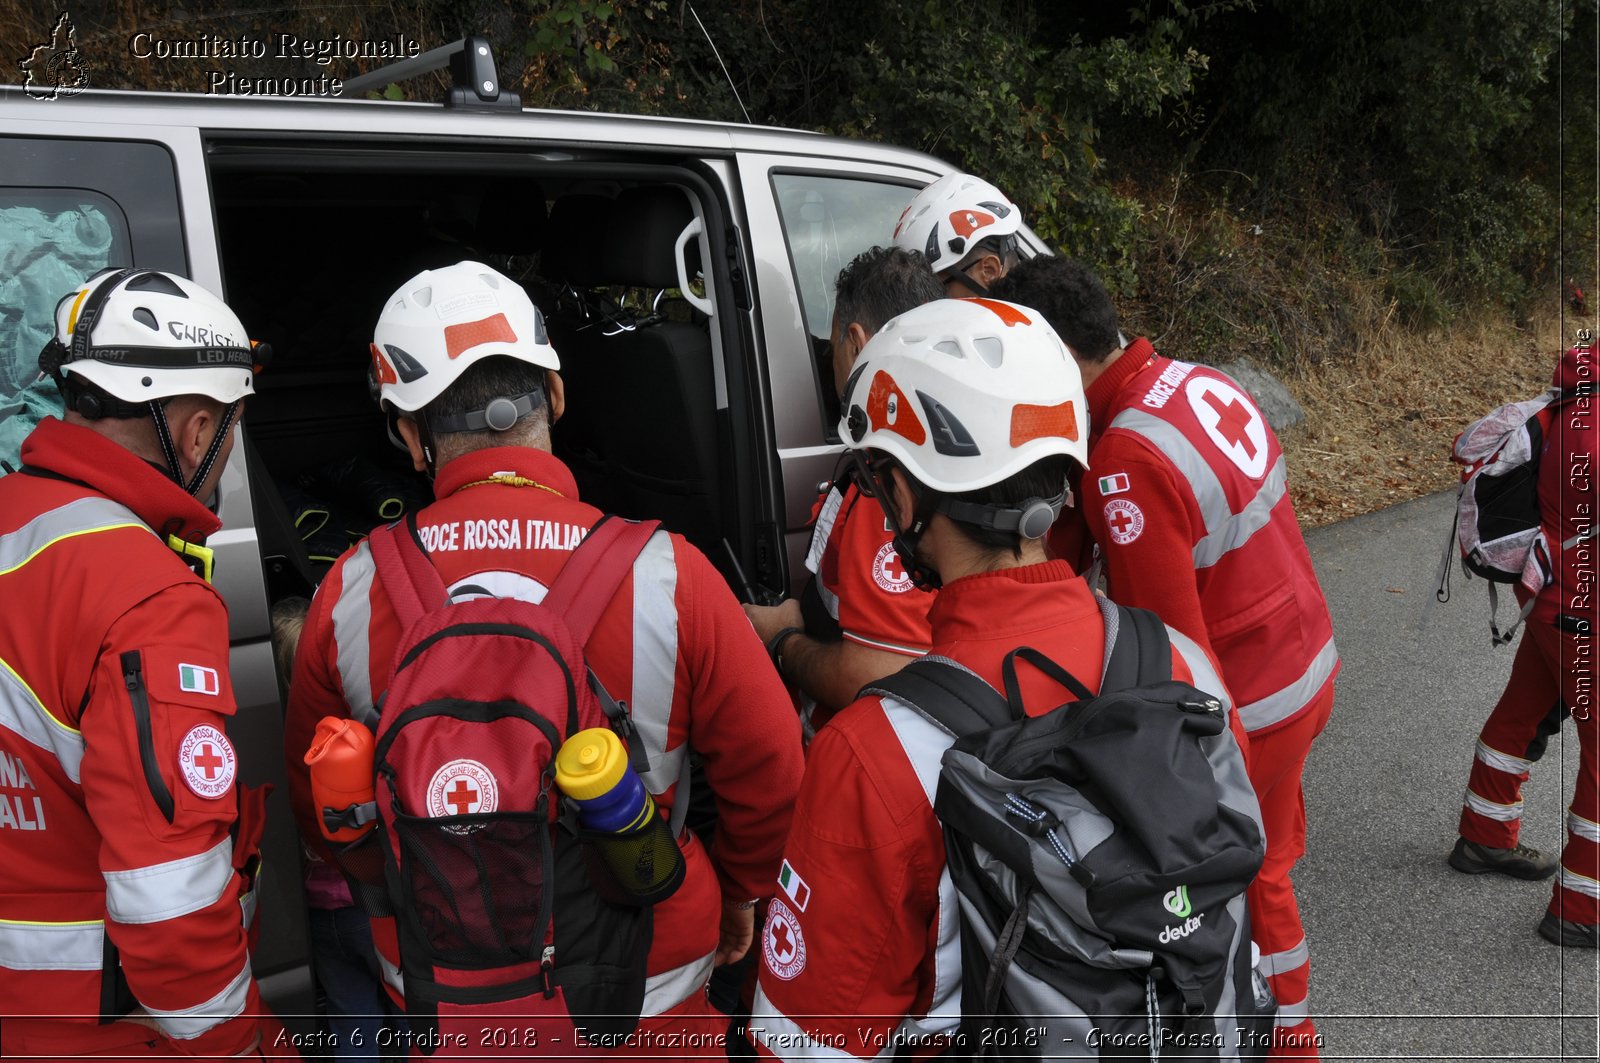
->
xmin=872 ymin=541 xmax=914 ymax=594
xmin=427 ymin=759 xmax=499 ymax=819
xmin=177 ymin=725 xmax=236 ymax=799
xmin=762 ymin=898 xmax=807 ymax=980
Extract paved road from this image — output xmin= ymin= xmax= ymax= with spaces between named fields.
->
xmin=1299 ymin=490 xmax=1597 ymax=1060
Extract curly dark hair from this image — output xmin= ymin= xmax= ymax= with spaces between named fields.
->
xmin=991 ymin=256 xmax=1121 ymax=363
xmin=833 ymin=245 xmax=944 ymax=335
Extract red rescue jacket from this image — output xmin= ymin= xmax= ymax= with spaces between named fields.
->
xmin=0 ymin=418 xmax=265 ymax=1056
xmin=1079 ymin=342 xmax=1339 ymax=734
xmin=285 ymin=445 xmax=804 ymax=1018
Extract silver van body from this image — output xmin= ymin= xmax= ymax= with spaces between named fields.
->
xmin=0 ymin=85 xmax=1045 ymax=1007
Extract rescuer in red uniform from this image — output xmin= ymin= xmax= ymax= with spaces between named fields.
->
xmin=995 ymin=256 xmax=1337 ymax=1057
xmin=749 ymin=297 xmax=1247 ymax=1058
xmin=0 ymin=269 xmax=272 ymax=1057
xmin=744 ymin=246 xmax=944 ymax=733
xmin=1452 ymin=340 xmax=1600 ymax=948
xmin=285 ymin=261 xmax=804 ymax=1051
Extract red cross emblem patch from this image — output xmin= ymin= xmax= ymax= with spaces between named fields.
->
xmin=871 ymin=541 xmax=914 ymax=594
xmin=1187 ymin=377 xmax=1269 ymax=479
xmin=1104 ymin=498 xmax=1146 ymax=546
xmin=427 ymin=759 xmax=499 ymax=819
xmin=177 ymin=724 xmax=237 ymax=799
xmin=762 ymin=898 xmax=807 ymax=981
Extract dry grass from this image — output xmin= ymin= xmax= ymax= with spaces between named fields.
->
xmin=1280 ymin=306 xmax=1593 ymax=528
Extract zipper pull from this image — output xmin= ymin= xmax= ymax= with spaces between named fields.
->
xmin=540 ymin=945 xmax=556 ymax=999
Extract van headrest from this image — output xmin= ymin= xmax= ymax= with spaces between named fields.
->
xmin=602 ymin=187 xmax=699 ymax=289
xmin=476 ymin=179 xmax=547 ymax=255
xmin=542 ymin=194 xmax=612 ymax=287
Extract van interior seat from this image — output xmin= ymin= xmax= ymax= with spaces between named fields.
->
xmin=548 ymin=186 xmax=720 ymax=548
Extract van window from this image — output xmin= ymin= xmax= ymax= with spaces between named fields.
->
xmin=771 ymin=173 xmax=915 ymax=432
xmin=0 ymin=190 xmax=128 ymax=467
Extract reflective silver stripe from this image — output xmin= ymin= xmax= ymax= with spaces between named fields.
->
xmin=331 ymin=542 xmax=378 ymax=729
xmin=1194 ymin=457 xmax=1287 ymax=568
xmin=750 ymin=982 xmax=890 ymax=1061
xmin=804 ymin=487 xmax=846 ymax=578
xmin=1570 ymin=811 xmax=1600 ymax=844
xmin=1274 ymin=996 xmax=1310 ymax=1027
xmin=1235 ymin=636 xmax=1338 ymax=733
xmin=146 ymin=956 xmax=252 ymax=1040
xmin=642 ymin=949 xmax=713 ymax=1016
xmin=0 ymin=655 xmax=84 ymax=784
xmin=377 ymin=949 xmax=404 ymax=995
xmin=105 ymin=838 xmax=235 ymax=925
xmin=1464 ymin=788 xmax=1523 ymax=822
xmin=1560 ymin=867 xmax=1600 ymax=898
xmin=0 ymin=495 xmax=150 ymax=576
xmin=0 ymin=918 xmax=104 ymax=970
xmin=1108 ymin=407 xmax=1231 ymax=544
xmin=0 ymin=498 xmax=150 ymax=785
xmin=1166 ymin=628 xmax=1233 ymax=718
xmin=1107 ymin=408 xmax=1286 ymax=569
xmin=879 ymin=695 xmax=962 ymax=1030
xmin=1259 ymin=937 xmax=1309 ymax=978
xmin=1476 ymin=740 xmax=1535 ymax=776
xmin=630 ymin=531 xmax=685 ymax=794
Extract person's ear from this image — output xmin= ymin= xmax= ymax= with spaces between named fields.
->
xmin=394 ymin=415 xmax=429 ymax=473
xmin=545 ymin=370 xmax=565 ymax=425
xmin=973 ymin=252 xmax=1006 ymax=288
xmin=845 ymin=322 xmax=870 ymax=361
xmin=167 ymin=401 xmax=218 ymax=475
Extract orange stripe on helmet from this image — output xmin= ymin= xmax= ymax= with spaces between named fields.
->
xmin=443 ymin=312 xmax=517 ymax=360
xmin=1011 ymin=401 xmax=1079 ymax=447
xmin=964 ymin=298 xmax=1030 ymax=327
xmin=948 ymin=208 xmax=997 ymax=239
xmin=865 ymin=370 xmax=926 ymax=446
xmin=369 ymin=343 xmax=398 ymax=386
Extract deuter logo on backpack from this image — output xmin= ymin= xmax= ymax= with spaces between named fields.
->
xmin=869 ymin=600 xmax=1274 ymax=1060
xmin=1159 ymin=885 xmax=1206 ymax=944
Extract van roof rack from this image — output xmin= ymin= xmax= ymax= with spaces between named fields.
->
xmin=339 ymin=36 xmax=520 ymax=111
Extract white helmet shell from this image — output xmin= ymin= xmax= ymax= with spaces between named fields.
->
xmin=891 ymin=173 xmax=1022 ymax=275
xmin=54 ymin=269 xmax=256 ymax=405
xmin=838 ymin=298 xmax=1087 ymax=494
xmin=371 ymin=260 xmax=559 ymax=413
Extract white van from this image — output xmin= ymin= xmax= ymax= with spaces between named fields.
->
xmin=0 ymin=45 xmax=1047 ymax=1012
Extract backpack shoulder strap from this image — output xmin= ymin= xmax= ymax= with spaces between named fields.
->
xmin=866 ymin=656 xmax=1013 ymax=739
xmin=1098 ymin=598 xmax=1173 ymax=692
xmin=367 ymin=514 xmax=448 ymax=631
xmin=541 ymin=515 xmax=662 ymax=645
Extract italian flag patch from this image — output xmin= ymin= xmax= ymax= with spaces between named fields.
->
xmin=178 ymin=663 xmax=220 ymax=696
xmin=778 ymin=859 xmax=811 ymax=911
xmin=1097 ymin=472 xmax=1131 ymax=496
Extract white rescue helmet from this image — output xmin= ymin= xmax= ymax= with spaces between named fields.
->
xmin=839 ymin=297 xmax=1087 ymax=495
xmin=370 ymin=260 xmax=559 ymax=414
xmin=891 ymin=173 xmax=1022 ymax=275
xmin=49 ymin=268 xmax=257 ymax=405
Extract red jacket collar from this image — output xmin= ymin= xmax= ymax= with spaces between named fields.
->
xmin=20 ymin=418 xmax=222 ymax=542
xmin=432 ymin=446 xmax=580 ymax=502
xmin=926 ymin=559 xmax=1080 ymax=640
xmin=1086 ymin=336 xmax=1157 ymax=442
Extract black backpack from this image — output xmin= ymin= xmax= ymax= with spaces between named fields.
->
xmin=869 ymin=600 xmax=1272 ymax=1061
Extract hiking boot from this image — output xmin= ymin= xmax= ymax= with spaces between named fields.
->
xmin=1448 ymin=837 xmax=1559 ymax=880
xmin=1538 ymin=913 xmax=1600 ymax=948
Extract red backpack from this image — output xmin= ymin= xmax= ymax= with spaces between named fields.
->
xmin=363 ymin=513 xmax=668 ymax=1053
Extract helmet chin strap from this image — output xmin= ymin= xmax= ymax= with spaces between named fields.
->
xmin=148 ymin=399 xmax=239 ymax=498
xmin=856 ymin=452 xmax=944 ymax=591
xmin=945 ymin=268 xmax=990 ymax=298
